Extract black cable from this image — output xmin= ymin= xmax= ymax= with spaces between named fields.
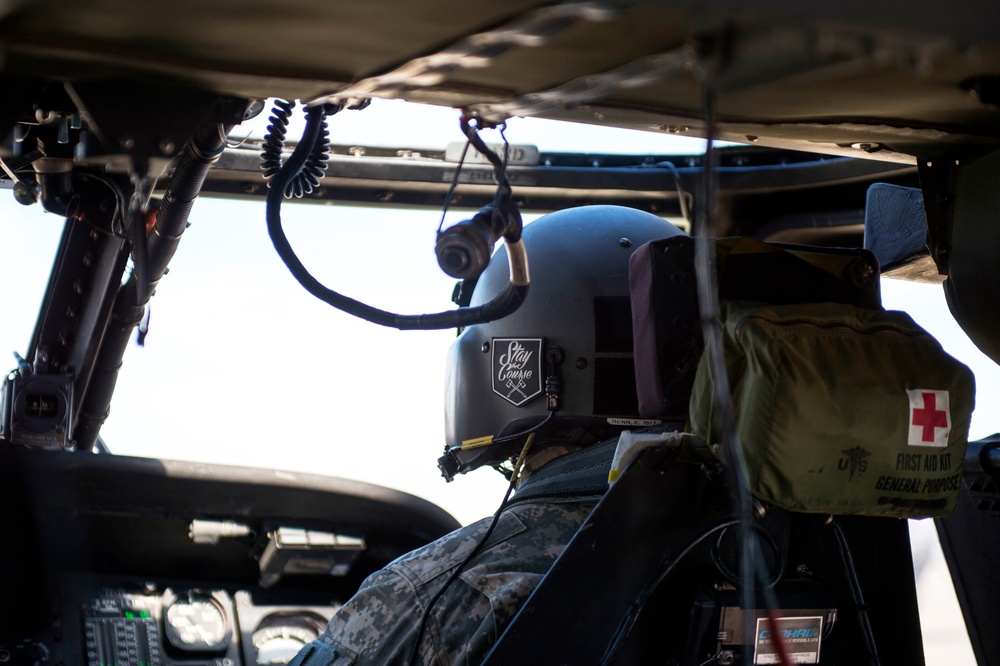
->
xmin=75 ymin=117 xmax=229 ymax=451
xmin=438 ymin=412 xmax=556 ymax=481
xmin=81 ymin=170 xmax=127 ymax=237
xmin=414 ymin=403 xmax=559 ymax=659
xmin=831 ymin=520 xmax=882 ymax=666
xmin=657 ymin=160 xmax=691 ymax=223
xmin=693 ymin=82 xmax=757 ymax=644
xmin=436 ymin=138 xmax=470 ymax=235
xmin=266 ymin=106 xmax=529 ymax=330
xmin=694 ymin=82 xmax=790 ymax=665
xmin=406 ymin=430 xmax=543 ymax=666
xmin=260 ymin=99 xmax=293 ymax=178
xmin=460 ymin=116 xmax=506 ymax=171
xmin=599 ymin=517 xmax=790 ymax=665
xmin=260 ymin=99 xmax=333 ymax=199
xmin=460 ymin=117 xmax=520 ymax=243
xmin=493 ymin=411 xmax=555 ymax=445
xmin=710 ymin=523 xmax=785 ymax=589
xmin=127 ymin=172 xmax=154 ymax=306
xmin=600 ymin=520 xmax=740 ymax=665
xmin=405 ymin=480 xmax=516 ymax=665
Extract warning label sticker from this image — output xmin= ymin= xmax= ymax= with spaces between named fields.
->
xmin=754 ymin=616 xmax=824 ymax=664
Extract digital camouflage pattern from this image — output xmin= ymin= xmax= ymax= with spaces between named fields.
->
xmin=307 ymin=499 xmax=595 ymax=665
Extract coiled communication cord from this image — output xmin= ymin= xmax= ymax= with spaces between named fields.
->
xmin=265 ymin=104 xmax=531 ymax=330
xmin=261 ymin=99 xmax=333 ymax=199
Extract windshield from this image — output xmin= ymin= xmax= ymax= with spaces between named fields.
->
xmin=0 ymin=100 xmax=986 ymax=663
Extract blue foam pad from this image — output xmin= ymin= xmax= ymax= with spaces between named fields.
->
xmin=864 ymin=183 xmax=927 ymax=268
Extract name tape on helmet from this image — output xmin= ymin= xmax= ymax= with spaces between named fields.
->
xmin=606 ymin=417 xmax=663 ymax=427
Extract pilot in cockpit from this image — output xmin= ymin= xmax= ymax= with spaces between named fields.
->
xmin=286 ymin=205 xmax=686 ymax=665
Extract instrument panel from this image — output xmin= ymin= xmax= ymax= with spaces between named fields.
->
xmin=77 ymin=586 xmax=338 ymax=666
xmin=0 ymin=448 xmax=461 ymax=666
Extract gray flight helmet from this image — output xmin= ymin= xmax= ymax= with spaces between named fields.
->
xmin=441 ymin=205 xmax=684 ymax=479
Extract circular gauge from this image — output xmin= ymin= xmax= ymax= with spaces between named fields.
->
xmin=163 ymin=591 xmax=230 ymax=652
xmin=253 ymin=613 xmax=327 ymax=665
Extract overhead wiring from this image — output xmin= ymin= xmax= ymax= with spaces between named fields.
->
xmin=458 ymin=115 xmax=517 ymax=241
xmin=265 ymin=104 xmax=531 ymax=330
xmin=261 ymin=99 xmax=332 ymax=199
xmin=658 ymin=160 xmax=692 ymax=224
xmin=693 ymin=81 xmax=755 ymax=645
xmin=81 ymin=170 xmax=127 ymax=238
xmin=692 ymin=83 xmax=791 ymax=666
xmin=436 ymin=138 xmax=471 ymax=235
xmin=76 ymin=115 xmax=230 ymax=451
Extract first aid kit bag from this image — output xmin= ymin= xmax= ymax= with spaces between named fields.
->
xmin=689 ymin=300 xmax=975 ymax=518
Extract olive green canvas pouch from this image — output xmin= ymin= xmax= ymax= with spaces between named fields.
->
xmin=689 ymin=301 xmax=975 ymax=518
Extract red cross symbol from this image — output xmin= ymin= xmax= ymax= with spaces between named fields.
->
xmin=912 ymin=392 xmax=948 ymax=443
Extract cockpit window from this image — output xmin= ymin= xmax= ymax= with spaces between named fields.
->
xmin=237 ymin=98 xmax=711 ymax=155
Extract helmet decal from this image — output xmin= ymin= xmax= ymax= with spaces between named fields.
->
xmin=492 ymin=338 xmax=543 ymax=406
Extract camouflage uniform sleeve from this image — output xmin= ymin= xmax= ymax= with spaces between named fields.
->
xmin=284 ymin=639 xmax=354 ymax=666
xmin=315 ymin=514 xmax=505 ymax=665
xmin=312 ymin=501 xmax=594 ymax=665
xmin=317 ymin=566 xmax=426 ymax=664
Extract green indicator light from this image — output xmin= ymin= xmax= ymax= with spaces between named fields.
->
xmin=124 ymin=611 xmax=135 ymax=619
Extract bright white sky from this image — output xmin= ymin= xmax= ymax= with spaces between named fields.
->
xmin=0 ymin=99 xmax=986 ymax=662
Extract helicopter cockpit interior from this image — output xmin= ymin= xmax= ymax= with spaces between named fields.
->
xmin=1 ymin=2 xmax=1000 ymax=665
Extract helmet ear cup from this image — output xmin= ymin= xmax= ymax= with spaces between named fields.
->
xmin=443 ymin=206 xmax=686 ymax=476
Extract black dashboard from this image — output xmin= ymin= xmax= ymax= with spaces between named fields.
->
xmin=75 ymin=583 xmax=335 ymax=666
xmin=0 ymin=445 xmax=460 ymax=666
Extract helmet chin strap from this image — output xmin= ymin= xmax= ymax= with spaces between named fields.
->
xmin=438 ymin=411 xmax=556 ymax=482
xmin=439 ymin=341 xmax=567 ymax=481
